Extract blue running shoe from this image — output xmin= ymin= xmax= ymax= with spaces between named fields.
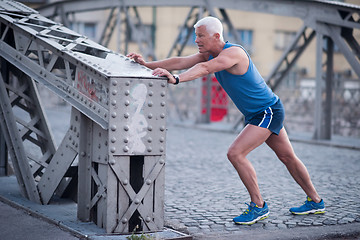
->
xmin=290 ymin=197 xmax=325 ymax=215
xmin=233 ymin=202 xmax=269 ymax=225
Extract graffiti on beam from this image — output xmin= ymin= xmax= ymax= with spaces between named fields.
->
xmin=128 ymin=83 xmax=148 ymax=153
xmin=75 ymin=69 xmax=103 ymax=102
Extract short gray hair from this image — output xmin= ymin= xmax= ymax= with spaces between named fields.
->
xmin=194 ymin=16 xmax=224 ymax=41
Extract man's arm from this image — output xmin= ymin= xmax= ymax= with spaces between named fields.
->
xmin=174 ymin=47 xmax=248 ymax=83
xmin=127 ymin=52 xmax=207 ymax=71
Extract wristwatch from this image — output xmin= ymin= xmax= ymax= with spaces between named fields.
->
xmin=173 ymin=74 xmax=180 ymax=85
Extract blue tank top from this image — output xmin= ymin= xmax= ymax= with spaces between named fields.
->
xmin=209 ymin=42 xmax=278 ymax=120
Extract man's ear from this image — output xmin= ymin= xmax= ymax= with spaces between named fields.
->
xmin=214 ymin=33 xmax=221 ymax=40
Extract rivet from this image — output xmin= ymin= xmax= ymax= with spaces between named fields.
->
xmin=125 ymin=100 xmax=130 ymax=106
xmin=160 ymin=113 xmax=165 ymax=119
xmin=111 ymin=100 xmax=117 ymax=106
xmin=111 ymin=137 xmax=116 ymax=143
xmin=81 ymin=152 xmax=86 ymax=157
xmin=124 ymin=113 xmax=130 ymax=119
xmin=112 ymin=90 xmax=117 ymax=95
xmin=134 ymin=198 xmax=140 ymax=204
xmin=161 ymin=91 xmax=166 ymax=97
xmin=112 ymin=80 xmax=117 ymax=86
xmin=111 ymin=112 xmax=117 ymax=118
xmin=125 ymin=81 xmax=130 ymax=86
xmin=123 ymin=146 xmax=129 ymax=152
xmin=160 ymin=147 xmax=164 ymax=152
xmin=124 ymin=125 xmax=129 ymax=131
xmin=146 ymin=179 xmax=152 ymax=185
xmin=160 ymin=126 xmax=165 ymax=131
xmin=148 ymin=113 xmax=153 ymax=119
xmin=110 ymin=147 xmax=116 ymax=153
xmin=159 ymin=158 xmax=165 ymax=164
xmin=147 ymin=137 xmax=152 ymax=143
xmin=125 ymin=90 xmax=130 ymax=96
xmin=161 ymin=102 xmax=166 ymax=107
xmin=159 ymin=137 xmax=165 ymax=143
xmin=123 ymin=179 xmax=128 ymax=185
xmin=147 ymin=126 xmax=152 ymax=131
xmin=145 ymin=217 xmax=151 ymax=223
xmin=148 ymin=91 xmax=153 ymax=97
xmin=149 ymin=82 xmax=153 ymax=87
xmin=111 ymin=125 xmax=117 ymax=131
xmin=124 ymin=138 xmax=129 ymax=143
xmin=147 ymin=147 xmax=152 ymax=152
xmin=161 ymin=82 xmax=166 ymax=87
xmin=109 ymin=159 xmax=116 ymax=165
xmin=122 ymin=218 xmax=128 ymax=224
xmin=148 ymin=101 xmax=153 ymax=107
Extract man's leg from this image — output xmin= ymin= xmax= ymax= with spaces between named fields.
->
xmin=265 ymin=127 xmax=321 ymax=203
xmin=227 ymin=124 xmax=272 ymax=207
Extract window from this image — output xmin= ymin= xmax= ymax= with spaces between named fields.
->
xmin=275 ymin=30 xmax=296 ymax=50
xmin=69 ymin=22 xmax=97 ymax=40
xmin=227 ymin=29 xmax=253 ymax=50
xmin=128 ymin=24 xmax=154 ymax=44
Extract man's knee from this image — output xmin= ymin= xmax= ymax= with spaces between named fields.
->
xmin=227 ymin=146 xmax=245 ymax=164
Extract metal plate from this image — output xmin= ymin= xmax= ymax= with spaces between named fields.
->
xmin=108 ymin=78 xmax=167 ymax=156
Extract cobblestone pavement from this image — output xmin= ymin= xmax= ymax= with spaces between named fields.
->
xmin=163 ymin=125 xmax=360 ymax=239
xmin=8 ymin=105 xmax=359 ymax=239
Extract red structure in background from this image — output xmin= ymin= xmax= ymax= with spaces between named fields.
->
xmin=202 ymin=76 xmax=228 ymax=122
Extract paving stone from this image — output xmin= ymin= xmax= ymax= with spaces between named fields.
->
xmin=271 ymin=219 xmax=284 ymax=224
xmin=277 ymin=223 xmax=288 ymax=229
xmin=162 ymin=126 xmax=360 ymax=236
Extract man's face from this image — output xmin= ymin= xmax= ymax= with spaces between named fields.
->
xmin=195 ymin=25 xmax=215 ymax=53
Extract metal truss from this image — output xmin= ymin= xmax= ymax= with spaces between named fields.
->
xmin=0 ymin=0 xmax=167 ymax=234
xmin=37 ymin=0 xmax=360 ymax=140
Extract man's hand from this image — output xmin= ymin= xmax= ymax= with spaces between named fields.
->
xmin=152 ymin=68 xmax=177 ymax=84
xmin=126 ymin=53 xmax=146 ymax=65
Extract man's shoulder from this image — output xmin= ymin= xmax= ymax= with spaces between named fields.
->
xmin=222 ymin=46 xmax=247 ymax=58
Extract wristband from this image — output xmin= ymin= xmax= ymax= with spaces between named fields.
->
xmin=173 ymin=74 xmax=180 ymax=85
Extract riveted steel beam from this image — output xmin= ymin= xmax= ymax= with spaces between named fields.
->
xmin=0 ymin=2 xmax=169 ymax=235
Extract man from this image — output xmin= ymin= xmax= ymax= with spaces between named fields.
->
xmin=127 ymin=16 xmax=325 ymax=225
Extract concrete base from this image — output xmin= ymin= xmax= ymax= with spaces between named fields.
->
xmin=0 ymin=176 xmax=192 ymax=240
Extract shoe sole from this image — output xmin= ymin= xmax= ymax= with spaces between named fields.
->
xmin=290 ymin=208 xmax=326 ymax=215
xmin=234 ymin=212 xmax=269 ymax=225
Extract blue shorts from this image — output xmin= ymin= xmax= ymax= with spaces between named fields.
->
xmin=245 ymin=99 xmax=285 ymax=135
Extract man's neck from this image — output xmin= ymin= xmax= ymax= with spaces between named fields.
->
xmin=209 ymin=41 xmax=226 ymax=57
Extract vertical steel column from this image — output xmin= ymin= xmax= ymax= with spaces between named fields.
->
xmin=314 ymin=26 xmax=334 ymax=140
xmin=324 ymin=37 xmax=334 ymax=139
xmin=0 ymin=129 xmax=7 ymax=176
xmin=314 ymin=28 xmax=324 ymax=140
xmin=77 ymin=110 xmax=93 ymax=222
xmin=104 ymin=77 xmax=167 ymax=233
xmin=0 ymin=57 xmax=9 ymax=177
